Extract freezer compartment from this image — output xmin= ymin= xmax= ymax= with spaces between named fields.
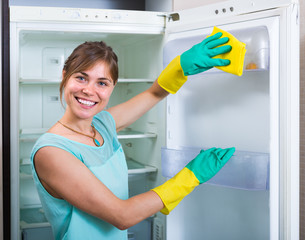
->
xmin=164 ymin=26 xmax=269 ymax=73
xmin=161 ymin=147 xmax=269 ymax=190
xmin=19 ymin=30 xmax=163 ymax=81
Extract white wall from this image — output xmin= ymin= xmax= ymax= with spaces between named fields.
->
xmin=145 ymin=0 xmax=172 ymax=11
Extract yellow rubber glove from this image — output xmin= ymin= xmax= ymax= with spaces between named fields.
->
xmin=157 ymin=32 xmax=232 ymax=94
xmin=152 ymin=147 xmax=235 ymax=215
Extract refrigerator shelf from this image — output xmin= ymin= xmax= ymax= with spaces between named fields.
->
xmin=19 ymin=129 xmax=158 ymax=141
xmin=20 ymin=128 xmax=48 ymax=134
xmin=19 ymin=129 xmax=48 ymax=142
xmin=19 ymin=78 xmax=155 ymax=84
xmin=20 ymin=207 xmax=50 ymax=229
xmin=117 ymin=78 xmax=154 ymax=83
xmin=20 ymin=221 xmax=51 ymax=230
xmin=19 ymin=78 xmax=61 ymax=84
xmin=19 ymin=158 xmax=157 ymax=176
xmin=118 ymin=130 xmax=157 ymax=139
xmin=20 ymin=172 xmax=33 ymax=180
xmin=126 ymin=158 xmax=157 ymax=175
xmin=161 ymin=147 xmax=269 ymax=191
xmin=19 ymin=128 xmax=157 ymax=142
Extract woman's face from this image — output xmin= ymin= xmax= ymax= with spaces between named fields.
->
xmin=63 ymin=61 xmax=115 ymax=120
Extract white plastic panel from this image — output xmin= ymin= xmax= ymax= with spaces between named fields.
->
xmin=19 ymin=85 xmax=43 ymax=129
xmin=42 ymin=48 xmax=65 ymax=79
xmin=164 ymin=17 xmax=279 ymax=240
xmin=164 ymin=26 xmax=270 ymax=153
xmin=42 ymin=85 xmax=64 ymax=128
xmin=19 ymin=85 xmax=64 ymax=130
xmin=167 ymin=185 xmax=269 ymax=240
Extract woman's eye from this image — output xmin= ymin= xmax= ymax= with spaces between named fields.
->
xmin=76 ymin=76 xmax=85 ymax=81
xmin=98 ymin=82 xmax=106 ymax=86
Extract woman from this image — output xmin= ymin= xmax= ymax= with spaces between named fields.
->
xmin=31 ymin=33 xmax=235 ymax=239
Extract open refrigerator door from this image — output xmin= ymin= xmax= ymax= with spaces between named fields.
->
xmin=162 ymin=1 xmax=299 ymax=239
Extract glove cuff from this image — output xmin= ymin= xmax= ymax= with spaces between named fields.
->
xmin=157 ymin=55 xmax=188 ymax=94
xmin=151 ymin=167 xmax=200 ymax=215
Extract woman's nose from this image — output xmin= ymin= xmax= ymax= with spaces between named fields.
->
xmin=82 ymin=83 xmax=95 ymax=95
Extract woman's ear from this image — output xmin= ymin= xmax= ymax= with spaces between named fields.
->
xmin=62 ymin=70 xmax=66 ymax=79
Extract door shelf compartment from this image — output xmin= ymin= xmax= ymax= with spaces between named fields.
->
xmin=164 ymin=26 xmax=269 ymax=74
xmin=161 ymin=147 xmax=269 ymax=190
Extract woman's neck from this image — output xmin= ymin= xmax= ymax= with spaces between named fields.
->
xmin=60 ymin=113 xmax=94 ymax=134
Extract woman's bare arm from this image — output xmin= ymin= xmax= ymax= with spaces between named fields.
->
xmin=107 ymin=80 xmax=169 ymax=132
xmin=34 ymin=146 xmax=164 ymax=230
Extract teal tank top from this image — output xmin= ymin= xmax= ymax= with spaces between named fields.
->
xmin=30 ymin=111 xmax=128 ymax=240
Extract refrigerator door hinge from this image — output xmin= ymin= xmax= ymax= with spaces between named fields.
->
xmin=292 ymin=3 xmax=299 ymax=25
xmin=158 ymin=13 xmax=180 ymax=22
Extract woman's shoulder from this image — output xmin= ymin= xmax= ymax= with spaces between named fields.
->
xmin=30 ymin=133 xmax=82 ymax=163
xmin=93 ymin=111 xmax=116 ymax=134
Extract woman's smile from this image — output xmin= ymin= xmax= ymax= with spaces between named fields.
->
xmin=75 ymin=97 xmax=97 ymax=107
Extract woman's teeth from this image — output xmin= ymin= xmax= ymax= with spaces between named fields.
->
xmin=77 ymin=98 xmax=96 ymax=106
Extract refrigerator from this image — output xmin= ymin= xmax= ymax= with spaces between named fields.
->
xmin=9 ymin=0 xmax=299 ymax=239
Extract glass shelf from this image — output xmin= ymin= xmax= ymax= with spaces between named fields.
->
xmin=20 ymin=128 xmax=157 ymax=141
xmin=126 ymin=158 xmax=157 ymax=174
xmin=117 ymin=78 xmax=154 ymax=83
xmin=20 ymin=158 xmax=156 ymax=178
xmin=161 ymin=147 xmax=269 ymax=191
xmin=19 ymin=78 xmax=61 ymax=84
xmin=19 ymin=78 xmax=154 ymax=84
xmin=19 ymin=128 xmax=47 ymax=142
xmin=20 ymin=207 xmax=50 ymax=229
xmin=118 ymin=130 xmax=157 ymax=139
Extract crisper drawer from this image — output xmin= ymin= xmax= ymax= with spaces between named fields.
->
xmin=22 ymin=226 xmax=53 ymax=240
xmin=20 ymin=207 xmax=54 ymax=239
xmin=161 ymin=147 xmax=269 ymax=190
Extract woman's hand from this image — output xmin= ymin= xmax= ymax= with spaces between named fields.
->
xmin=180 ymin=32 xmax=231 ymax=75
xmin=157 ymin=31 xmax=232 ymax=94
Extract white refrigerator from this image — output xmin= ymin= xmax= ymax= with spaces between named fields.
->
xmin=9 ymin=0 xmax=299 ymax=239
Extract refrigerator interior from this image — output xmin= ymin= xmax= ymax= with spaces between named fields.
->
xmin=163 ymin=19 xmax=276 ymax=240
xmin=16 ymin=29 xmax=166 ymax=239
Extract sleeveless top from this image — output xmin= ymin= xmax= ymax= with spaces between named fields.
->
xmin=30 ymin=111 xmax=128 ymax=240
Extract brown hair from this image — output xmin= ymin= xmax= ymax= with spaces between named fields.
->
xmin=60 ymin=41 xmax=118 ymax=102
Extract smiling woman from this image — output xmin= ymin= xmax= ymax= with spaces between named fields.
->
xmin=30 ymin=38 xmax=234 ymax=240
xmin=62 ymin=61 xmax=115 ymax=121
xmin=60 ymin=41 xmax=118 ymax=104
